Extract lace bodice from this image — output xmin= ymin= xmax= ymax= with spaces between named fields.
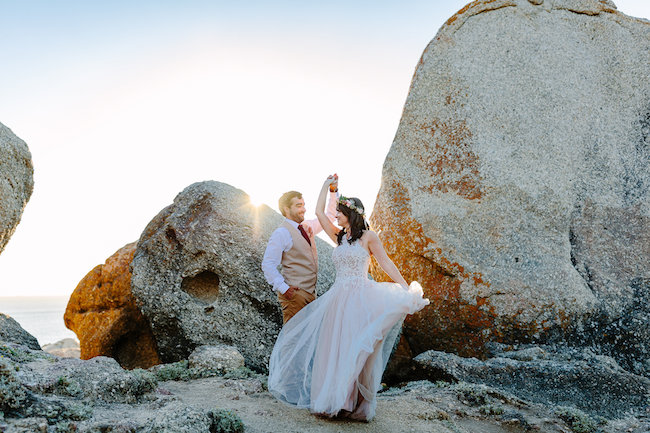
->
xmin=332 ymin=240 xmax=370 ymax=279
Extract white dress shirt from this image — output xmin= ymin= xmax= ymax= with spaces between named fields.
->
xmin=262 ymin=192 xmax=338 ymax=294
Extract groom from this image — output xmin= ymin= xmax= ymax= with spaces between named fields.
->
xmin=262 ymin=176 xmax=338 ymax=324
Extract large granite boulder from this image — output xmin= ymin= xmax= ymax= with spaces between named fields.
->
xmin=414 ymin=345 xmax=650 ymax=419
xmin=0 ymin=122 xmax=33 ymax=255
xmin=64 ymin=242 xmax=161 ymax=369
xmin=131 ymin=181 xmax=335 ymax=371
xmin=370 ymin=0 xmax=650 ymax=370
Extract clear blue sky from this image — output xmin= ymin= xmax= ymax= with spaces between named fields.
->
xmin=0 ymin=1 xmax=648 ymax=297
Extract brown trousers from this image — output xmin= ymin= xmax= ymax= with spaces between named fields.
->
xmin=278 ymin=288 xmax=316 ymax=324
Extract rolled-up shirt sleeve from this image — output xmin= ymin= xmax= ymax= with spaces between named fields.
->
xmin=262 ymin=227 xmax=292 ymax=294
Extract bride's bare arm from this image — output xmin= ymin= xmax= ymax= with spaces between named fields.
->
xmin=366 ymin=231 xmax=409 ymax=289
xmin=316 ymin=177 xmax=340 ymax=243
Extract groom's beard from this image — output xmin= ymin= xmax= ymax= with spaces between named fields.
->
xmin=291 ymin=216 xmax=305 ymax=224
xmin=288 ymin=211 xmax=305 ymax=224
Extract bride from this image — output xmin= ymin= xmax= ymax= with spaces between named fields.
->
xmin=268 ymin=175 xmax=429 ymax=421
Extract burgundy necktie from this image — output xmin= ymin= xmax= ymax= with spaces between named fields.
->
xmin=297 ymin=224 xmax=311 ymax=246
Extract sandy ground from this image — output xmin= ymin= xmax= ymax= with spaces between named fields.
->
xmin=158 ymin=376 xmax=572 ymax=433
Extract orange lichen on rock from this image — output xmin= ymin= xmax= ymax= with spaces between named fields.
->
xmin=403 ymin=116 xmax=482 ymax=200
xmin=64 ymin=242 xmax=161 ymax=369
xmin=370 ymin=180 xmax=495 ymax=358
xmin=446 ymin=1 xmax=474 ymax=26
xmin=445 ymin=0 xmax=516 ymax=28
xmin=371 ymin=177 xmax=563 ymax=358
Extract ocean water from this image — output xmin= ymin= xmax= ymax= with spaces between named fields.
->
xmin=0 ymin=296 xmax=77 ymax=347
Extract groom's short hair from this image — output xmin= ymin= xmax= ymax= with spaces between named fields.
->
xmin=279 ymin=191 xmax=302 ymax=216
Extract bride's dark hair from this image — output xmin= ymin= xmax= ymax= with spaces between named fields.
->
xmin=336 ymin=197 xmax=370 ymax=245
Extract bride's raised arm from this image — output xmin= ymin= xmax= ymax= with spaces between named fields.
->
xmin=316 ymin=176 xmax=340 ymax=243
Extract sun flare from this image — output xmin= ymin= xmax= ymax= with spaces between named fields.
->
xmin=247 ymin=193 xmax=265 ymax=208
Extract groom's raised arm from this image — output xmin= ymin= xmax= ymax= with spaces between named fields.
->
xmin=303 ymin=191 xmax=338 ymax=235
xmin=262 ymin=228 xmax=291 ymax=294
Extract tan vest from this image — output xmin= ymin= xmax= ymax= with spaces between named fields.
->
xmin=280 ymin=220 xmax=318 ymax=294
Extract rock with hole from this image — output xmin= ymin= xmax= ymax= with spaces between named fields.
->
xmin=131 ymin=181 xmax=335 ymax=371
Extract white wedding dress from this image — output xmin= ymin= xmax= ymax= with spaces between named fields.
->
xmin=268 ymin=238 xmax=429 ymax=421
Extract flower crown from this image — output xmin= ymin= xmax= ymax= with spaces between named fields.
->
xmin=338 ymin=195 xmax=365 ymax=217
